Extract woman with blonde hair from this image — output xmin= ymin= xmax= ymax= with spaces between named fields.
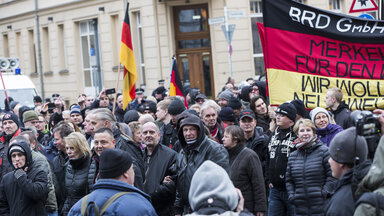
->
xmin=286 ymin=119 xmax=336 ymax=216
xmin=61 ymin=132 xmax=92 ymax=215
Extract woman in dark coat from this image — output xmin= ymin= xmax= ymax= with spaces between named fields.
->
xmin=250 ymin=96 xmax=271 ymax=136
xmin=286 ymin=119 xmax=336 ymax=216
xmin=61 ymin=132 xmax=92 ymax=215
xmin=223 ymin=125 xmax=267 ymax=215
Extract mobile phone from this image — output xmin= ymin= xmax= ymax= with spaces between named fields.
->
xmin=105 ymin=88 xmax=116 ymax=95
xmin=45 ymin=98 xmax=51 ymax=103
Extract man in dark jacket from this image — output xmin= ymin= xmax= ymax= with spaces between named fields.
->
xmin=163 ymin=98 xmax=185 ymax=149
xmin=325 ymin=127 xmax=369 ymax=216
xmin=174 ymin=113 xmax=229 ymax=214
xmin=324 ymin=87 xmax=352 ymax=129
xmin=0 ymin=112 xmax=22 ymax=180
xmin=68 ymin=148 xmax=157 ymax=215
xmin=87 ymin=108 xmax=145 ymax=190
xmin=200 ymin=100 xmax=224 ymax=144
xmin=239 ymin=109 xmax=268 ymax=170
xmin=52 ymin=121 xmax=73 ymax=214
xmin=0 ymin=141 xmax=49 ymax=215
xmin=87 ymin=127 xmax=116 ymax=192
xmin=266 ymin=102 xmax=297 ymax=216
xmin=142 ymin=122 xmax=177 ymax=215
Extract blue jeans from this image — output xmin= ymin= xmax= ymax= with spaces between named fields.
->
xmin=268 ymin=188 xmax=295 ymax=216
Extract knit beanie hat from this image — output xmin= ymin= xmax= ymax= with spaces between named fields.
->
xmin=219 ymin=107 xmax=236 ymax=122
xmin=70 ymin=105 xmax=81 ymax=115
xmin=310 ymin=107 xmax=331 ymax=123
xmin=9 ymin=145 xmax=25 ymax=156
xmin=228 ymin=97 xmax=242 ymax=110
xmin=168 ymin=99 xmax=186 ymax=115
xmin=290 ymin=99 xmax=308 ymax=119
xmin=2 ymin=112 xmax=19 ymax=127
xmin=189 ymin=160 xmax=238 ymax=211
xmin=329 ymin=127 xmax=368 ymax=164
xmin=99 ymin=149 xmax=133 ymax=179
xmin=23 ymin=110 xmax=38 ymax=123
xmin=123 ymin=110 xmax=140 ymax=124
xmin=218 ymin=90 xmax=234 ymax=101
xmin=275 ymin=102 xmax=297 ymax=122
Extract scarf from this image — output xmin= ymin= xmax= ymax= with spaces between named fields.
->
xmin=293 ymin=136 xmax=317 ymax=150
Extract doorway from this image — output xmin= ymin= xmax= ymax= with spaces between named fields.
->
xmin=173 ymin=4 xmax=214 ymax=97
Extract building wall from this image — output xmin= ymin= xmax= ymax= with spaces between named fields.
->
xmin=0 ymin=0 xmax=374 ymax=104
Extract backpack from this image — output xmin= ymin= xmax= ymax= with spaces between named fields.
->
xmin=80 ymin=192 xmax=131 ymax=216
xmin=356 ymin=192 xmax=384 ymax=216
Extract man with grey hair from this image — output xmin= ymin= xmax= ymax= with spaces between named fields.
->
xmin=200 ymin=99 xmax=224 ymax=144
xmin=87 ymin=108 xmax=145 ymax=190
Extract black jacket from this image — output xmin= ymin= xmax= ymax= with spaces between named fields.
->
xmin=174 ymin=114 xmax=229 ymax=214
xmin=114 ymin=107 xmax=126 ymax=123
xmin=52 ymin=151 xmax=68 ymax=215
xmin=160 ymin=123 xmax=179 ymax=149
xmin=331 ymin=101 xmax=352 ymax=129
xmin=0 ymin=141 xmax=49 ymax=216
xmin=286 ymin=139 xmax=336 ymax=216
xmin=228 ymin=145 xmax=267 ymax=214
xmin=245 ymin=127 xmax=268 ymax=173
xmin=325 ymin=160 xmax=371 ymax=216
xmin=87 ymin=152 xmax=99 ymax=193
xmin=255 ymin=114 xmax=272 ymax=136
xmin=62 ymin=154 xmax=91 ymax=216
xmin=266 ymin=127 xmax=297 ymax=190
xmin=143 ymin=144 xmax=177 ymax=215
xmin=113 ymin=127 xmax=145 ymax=190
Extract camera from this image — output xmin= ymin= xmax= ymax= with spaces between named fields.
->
xmin=350 ymin=110 xmax=381 ymax=138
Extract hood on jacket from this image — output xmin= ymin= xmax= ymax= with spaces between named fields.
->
xmin=316 ymin=123 xmax=342 ymax=135
xmin=177 ymin=114 xmax=205 ymax=150
xmin=188 ymin=160 xmax=238 ymax=212
xmin=239 ymin=86 xmax=252 ymax=102
xmin=355 ymin=135 xmax=384 ymax=197
xmin=8 ymin=141 xmax=33 ymax=170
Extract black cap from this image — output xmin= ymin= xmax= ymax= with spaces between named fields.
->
xmin=219 ymin=107 xmax=236 ymax=122
xmin=275 ymin=102 xmax=297 ymax=122
xmin=168 ymin=99 xmax=186 ymax=115
xmin=99 ymin=149 xmax=133 ymax=179
xmin=240 ymin=109 xmax=256 ymax=120
xmin=138 ymin=101 xmax=157 ymax=114
xmin=195 ymin=93 xmax=207 ymax=100
xmin=158 ymin=79 xmax=165 ymax=84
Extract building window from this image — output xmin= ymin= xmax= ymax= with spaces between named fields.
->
xmin=42 ymin=27 xmax=51 ymax=72
xmin=329 ymin=0 xmax=342 ymax=13
xmin=2 ymin=34 xmax=9 ymax=57
xmin=136 ymin=11 xmax=145 ymax=84
xmin=110 ymin=14 xmax=120 ymax=67
xmin=28 ymin=30 xmax=36 ymax=73
xmin=57 ymin=24 xmax=67 ymax=70
xmin=15 ymin=32 xmax=21 ymax=58
xmin=250 ymin=0 xmax=265 ymax=76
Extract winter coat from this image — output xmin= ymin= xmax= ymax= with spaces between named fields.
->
xmin=331 ymin=101 xmax=352 ymax=130
xmin=143 ymin=144 xmax=178 ymax=215
xmin=0 ymin=141 xmax=49 ymax=216
xmin=286 ymin=139 xmax=336 ymax=216
xmin=228 ymin=145 xmax=267 ymax=214
xmin=316 ymin=124 xmax=343 ymax=147
xmin=325 ymin=160 xmax=371 ymax=216
xmin=44 ymin=141 xmax=58 ymax=163
xmin=31 ymin=151 xmax=58 ymax=213
xmin=0 ymin=129 xmax=22 ymax=180
xmin=87 ymin=152 xmax=99 ymax=193
xmin=159 ymin=123 xmax=179 ymax=149
xmin=354 ymin=136 xmax=384 ymax=216
xmin=114 ymin=107 xmax=126 ymax=122
xmin=68 ymin=179 xmax=157 ymax=216
xmin=61 ymin=154 xmax=91 ymax=215
xmin=52 ymin=151 xmax=68 ymax=214
xmin=245 ymin=127 xmax=268 ymax=172
xmin=175 ymin=114 xmax=229 ymax=214
xmin=266 ymin=127 xmax=297 ymax=190
xmin=113 ymin=127 xmax=145 ymax=190
xmin=255 ymin=114 xmax=272 ymax=136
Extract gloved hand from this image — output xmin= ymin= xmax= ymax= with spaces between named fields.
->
xmin=14 ymin=168 xmax=26 ymax=179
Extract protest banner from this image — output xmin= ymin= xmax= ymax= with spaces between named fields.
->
xmin=259 ymin=0 xmax=384 ymax=110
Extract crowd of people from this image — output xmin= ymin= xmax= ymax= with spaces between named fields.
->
xmin=0 ymin=77 xmax=383 ymax=216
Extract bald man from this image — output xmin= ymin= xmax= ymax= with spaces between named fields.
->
xmin=141 ymin=122 xmax=178 ymax=215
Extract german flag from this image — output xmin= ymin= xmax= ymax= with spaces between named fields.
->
xmin=120 ymin=2 xmax=137 ymax=110
xmin=169 ymin=58 xmax=188 ymax=108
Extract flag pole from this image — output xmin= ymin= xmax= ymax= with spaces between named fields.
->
xmin=112 ymin=64 xmax=122 ymax=114
xmin=0 ymin=71 xmax=9 ymax=105
xmin=168 ymin=56 xmax=175 ymax=94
